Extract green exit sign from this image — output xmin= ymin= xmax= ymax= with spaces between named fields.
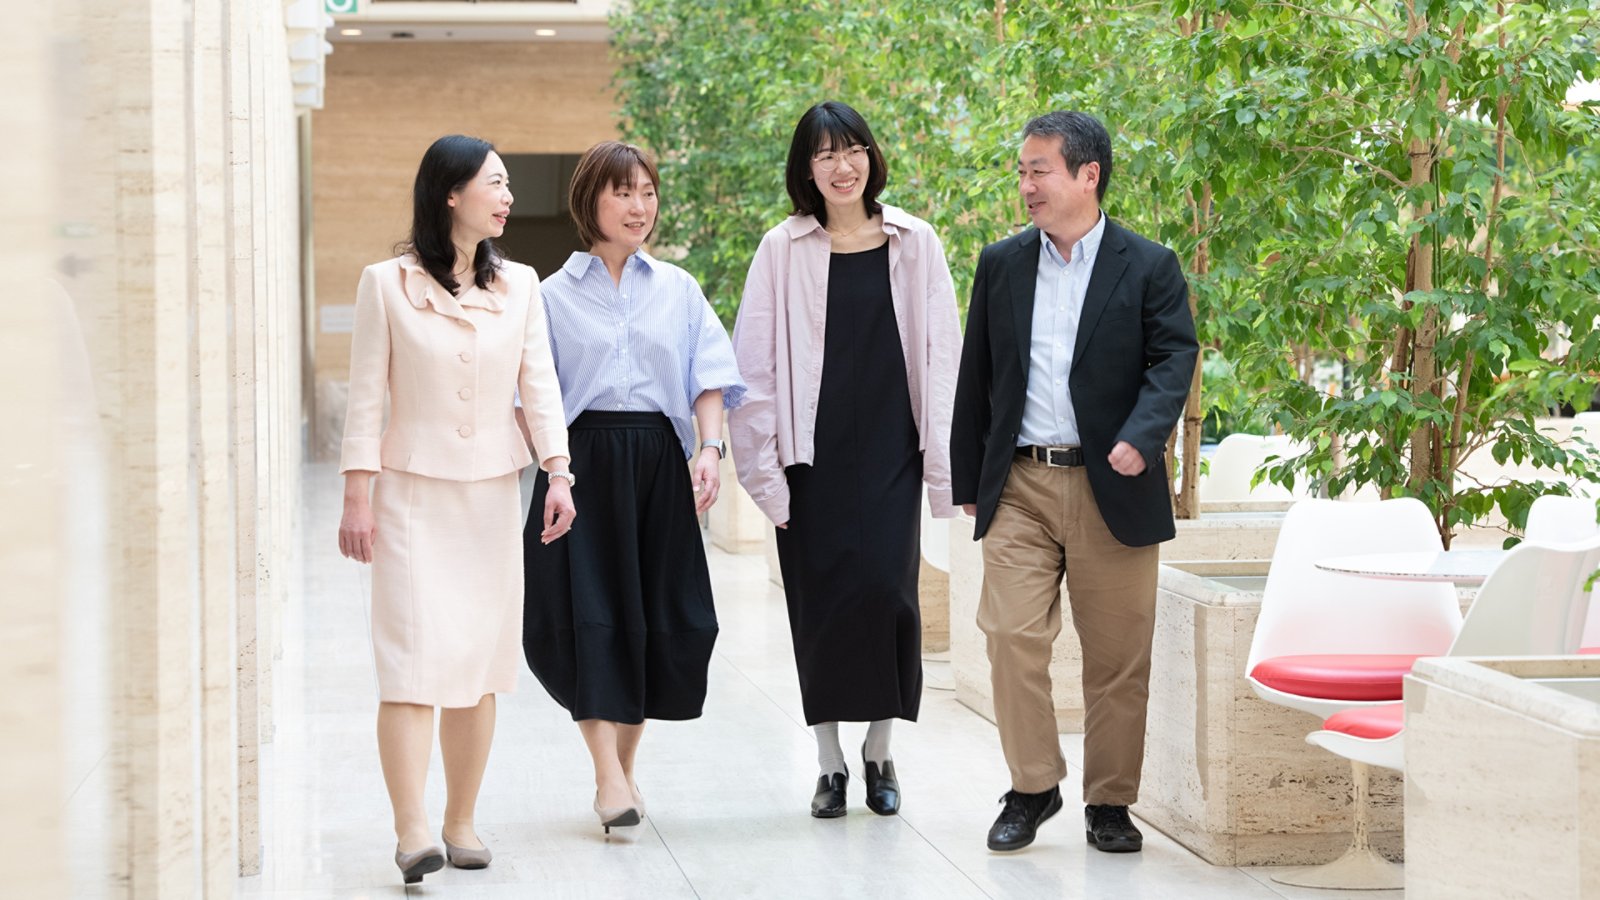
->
xmin=325 ymin=0 xmax=361 ymax=14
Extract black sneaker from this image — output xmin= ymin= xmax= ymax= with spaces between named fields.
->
xmin=986 ymin=785 xmax=1063 ymax=851
xmin=1085 ymin=804 xmax=1143 ymax=853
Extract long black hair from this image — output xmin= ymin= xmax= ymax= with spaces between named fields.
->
xmin=402 ymin=134 xmax=502 ymax=294
xmin=784 ymin=101 xmax=887 ymax=227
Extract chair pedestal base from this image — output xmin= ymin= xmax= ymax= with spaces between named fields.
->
xmin=1270 ymin=845 xmax=1404 ymax=890
xmin=1271 ymin=760 xmax=1403 ymax=890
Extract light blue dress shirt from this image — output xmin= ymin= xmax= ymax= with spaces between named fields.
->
xmin=537 ymin=250 xmax=746 ymax=459
xmin=1018 ymin=213 xmax=1106 ymax=448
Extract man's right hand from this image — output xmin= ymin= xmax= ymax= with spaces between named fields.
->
xmin=961 ymin=504 xmax=976 ymax=517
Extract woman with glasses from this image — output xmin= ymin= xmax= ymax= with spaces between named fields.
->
xmin=729 ymin=101 xmax=962 ymax=818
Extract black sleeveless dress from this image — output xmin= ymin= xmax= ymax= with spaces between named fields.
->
xmin=774 ymin=241 xmax=923 ymax=725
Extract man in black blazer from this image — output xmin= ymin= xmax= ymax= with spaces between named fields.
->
xmin=951 ymin=111 xmax=1198 ymax=854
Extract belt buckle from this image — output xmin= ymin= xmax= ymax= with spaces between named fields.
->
xmin=1043 ymin=446 xmax=1080 ymax=467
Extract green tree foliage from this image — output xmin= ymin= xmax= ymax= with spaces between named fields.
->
xmin=614 ymin=0 xmax=1600 ymax=544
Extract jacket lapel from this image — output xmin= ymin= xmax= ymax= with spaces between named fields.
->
xmin=1007 ymin=229 xmax=1041 ymax=378
xmin=1071 ymin=221 xmax=1128 ymax=372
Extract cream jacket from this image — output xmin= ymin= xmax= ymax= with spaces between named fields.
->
xmin=728 ymin=205 xmax=963 ymax=524
xmin=339 ymin=255 xmax=569 ymax=481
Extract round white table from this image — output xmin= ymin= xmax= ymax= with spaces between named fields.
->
xmin=1314 ymin=550 xmax=1508 ymax=586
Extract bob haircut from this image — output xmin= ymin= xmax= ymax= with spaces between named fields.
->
xmin=403 ymin=134 xmax=503 ymax=295
xmin=568 ymin=141 xmax=661 ymax=249
xmin=784 ymin=101 xmax=887 ymax=227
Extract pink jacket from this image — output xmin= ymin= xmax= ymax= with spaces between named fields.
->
xmin=729 ymin=205 xmax=962 ymax=524
xmin=339 ymin=255 xmax=569 ymax=481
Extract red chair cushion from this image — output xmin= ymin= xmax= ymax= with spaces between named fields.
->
xmin=1581 ymin=647 xmax=1600 ymax=655
xmin=1250 ymin=654 xmax=1423 ymax=701
xmin=1324 ymin=704 xmax=1405 ymax=740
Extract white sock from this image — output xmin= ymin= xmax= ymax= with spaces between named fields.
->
xmin=864 ymin=719 xmax=893 ymax=764
xmin=814 ymin=722 xmax=846 ymax=776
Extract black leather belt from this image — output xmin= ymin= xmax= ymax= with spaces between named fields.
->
xmin=1017 ymin=445 xmax=1085 ymax=467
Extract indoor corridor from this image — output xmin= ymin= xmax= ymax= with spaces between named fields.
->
xmin=237 ymin=464 xmax=1332 ymax=899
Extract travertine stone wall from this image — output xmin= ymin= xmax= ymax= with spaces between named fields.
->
xmin=11 ymin=1 xmax=308 ymax=897
xmin=310 ymin=40 xmax=618 ymax=458
xmin=1 ymin=7 xmax=67 ymax=899
xmin=1406 ymin=656 xmax=1600 ymax=900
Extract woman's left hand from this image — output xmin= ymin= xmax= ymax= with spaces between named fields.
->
xmin=541 ymin=477 xmax=576 ymax=544
xmin=692 ymin=448 xmax=721 ymax=514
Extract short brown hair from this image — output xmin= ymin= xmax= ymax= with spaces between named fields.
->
xmin=568 ymin=140 xmax=661 ymax=248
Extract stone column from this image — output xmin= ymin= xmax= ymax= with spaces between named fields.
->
xmin=0 ymin=6 xmax=68 ymax=898
xmin=225 ymin=0 xmax=265 ymax=875
xmin=191 ymin=0 xmax=242 ymax=891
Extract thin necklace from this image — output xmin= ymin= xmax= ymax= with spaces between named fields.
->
xmin=826 ymin=215 xmax=871 ymax=239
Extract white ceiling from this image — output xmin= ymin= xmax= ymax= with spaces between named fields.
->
xmin=330 ymin=0 xmax=612 ymax=43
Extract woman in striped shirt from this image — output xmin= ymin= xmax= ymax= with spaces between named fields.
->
xmin=522 ymin=141 xmax=745 ymax=833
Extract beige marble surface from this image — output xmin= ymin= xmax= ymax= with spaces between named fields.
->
xmin=1405 ymin=656 xmax=1600 ymax=899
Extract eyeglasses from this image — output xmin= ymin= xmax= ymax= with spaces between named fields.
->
xmin=812 ymin=145 xmax=870 ymax=173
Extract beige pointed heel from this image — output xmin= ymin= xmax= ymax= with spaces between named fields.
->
xmin=594 ymin=794 xmax=641 ymax=834
xmin=442 ymin=829 xmax=492 ymax=869
xmin=395 ymin=844 xmax=445 ymax=884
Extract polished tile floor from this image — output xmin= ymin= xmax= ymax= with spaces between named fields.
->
xmin=239 ymin=465 xmax=1353 ymax=899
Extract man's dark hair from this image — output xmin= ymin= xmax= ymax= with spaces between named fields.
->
xmin=1023 ymin=111 xmax=1113 ymax=203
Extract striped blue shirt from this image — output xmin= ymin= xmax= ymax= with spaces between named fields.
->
xmin=538 ymin=250 xmax=746 ymax=459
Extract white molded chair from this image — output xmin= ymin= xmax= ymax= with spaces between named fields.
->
xmin=1526 ymin=495 xmax=1600 ymax=652
xmin=1199 ymin=433 xmax=1311 ymax=503
xmin=1294 ymin=535 xmax=1600 ymax=890
xmin=1246 ymin=498 xmax=1462 ymax=720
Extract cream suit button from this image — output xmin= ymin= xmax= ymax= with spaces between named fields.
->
xmin=458 ymin=425 xmax=473 ymax=438
xmin=459 ymin=351 xmax=472 ymax=362
xmin=458 ymin=388 xmax=472 ymax=400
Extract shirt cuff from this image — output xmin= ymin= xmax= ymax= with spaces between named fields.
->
xmin=927 ymin=487 xmax=956 ymax=519
xmin=752 ymin=482 xmax=791 ymax=526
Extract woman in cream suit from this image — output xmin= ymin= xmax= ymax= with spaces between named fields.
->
xmin=338 ymin=134 xmax=574 ymax=885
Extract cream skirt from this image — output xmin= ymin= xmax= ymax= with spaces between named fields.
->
xmin=369 ymin=468 xmax=522 ymax=708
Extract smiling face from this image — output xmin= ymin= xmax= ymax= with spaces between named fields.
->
xmin=810 ymin=135 xmax=871 ymax=211
xmin=1017 ymin=133 xmax=1099 ymax=240
xmin=592 ymin=165 xmax=658 ymax=253
xmin=447 ymin=150 xmax=513 ymax=245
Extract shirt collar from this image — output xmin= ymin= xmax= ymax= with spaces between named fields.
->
xmin=560 ymin=249 xmax=659 ymax=280
xmin=1040 ymin=212 xmax=1106 ymax=268
xmin=780 ymin=203 xmax=916 ymax=239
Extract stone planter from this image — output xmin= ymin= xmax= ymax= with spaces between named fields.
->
xmin=1405 ymin=655 xmax=1600 ymax=899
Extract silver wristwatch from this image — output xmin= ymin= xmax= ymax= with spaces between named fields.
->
xmin=700 ymin=439 xmax=726 ymax=459
xmin=548 ymin=470 xmax=576 ymax=488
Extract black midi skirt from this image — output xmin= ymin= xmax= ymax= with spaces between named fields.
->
xmin=775 ymin=242 xmax=923 ymax=726
xmin=522 ymin=411 xmax=718 ymax=723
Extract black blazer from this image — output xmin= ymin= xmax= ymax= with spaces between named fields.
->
xmin=950 ymin=219 xmax=1199 ymax=546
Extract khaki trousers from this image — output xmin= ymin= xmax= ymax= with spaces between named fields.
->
xmin=978 ymin=457 xmax=1159 ymax=804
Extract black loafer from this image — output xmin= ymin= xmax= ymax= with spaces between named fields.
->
xmin=1085 ymin=804 xmax=1143 ymax=853
xmin=810 ymin=769 xmax=848 ymax=818
xmin=862 ymin=755 xmax=900 ymax=816
xmin=986 ymin=785 xmax=1062 ymax=851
